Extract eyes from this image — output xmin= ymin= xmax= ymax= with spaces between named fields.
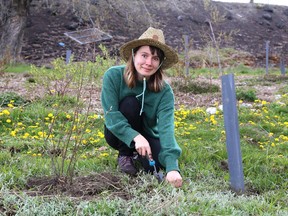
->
xmin=141 ymin=53 xmax=160 ymax=62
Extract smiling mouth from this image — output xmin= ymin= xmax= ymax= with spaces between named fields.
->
xmin=142 ymin=67 xmax=152 ymax=72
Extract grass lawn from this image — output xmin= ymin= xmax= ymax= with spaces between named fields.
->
xmin=0 ymin=58 xmax=287 ymax=215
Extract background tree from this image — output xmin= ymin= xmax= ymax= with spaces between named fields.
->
xmin=0 ymin=0 xmax=31 ymax=64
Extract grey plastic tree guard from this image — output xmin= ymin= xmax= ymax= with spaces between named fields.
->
xmin=221 ymin=73 xmax=245 ymax=193
xmin=66 ymin=50 xmax=72 ymax=64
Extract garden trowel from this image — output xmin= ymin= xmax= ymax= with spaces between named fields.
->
xmin=146 ymin=156 xmax=164 ymax=183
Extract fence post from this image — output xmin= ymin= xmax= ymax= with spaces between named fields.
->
xmin=221 ymin=73 xmax=245 ymax=194
xmin=265 ymin=41 xmax=270 ymax=75
xmin=183 ymin=35 xmax=189 ymax=76
xmin=66 ymin=50 xmax=72 ymax=64
xmin=280 ymin=58 xmax=286 ymax=75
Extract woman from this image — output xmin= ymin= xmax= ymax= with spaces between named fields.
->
xmin=101 ymin=27 xmax=182 ymax=188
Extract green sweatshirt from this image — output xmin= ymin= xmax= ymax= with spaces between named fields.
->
xmin=101 ymin=65 xmax=182 ymax=173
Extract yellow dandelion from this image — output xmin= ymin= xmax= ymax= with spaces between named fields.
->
xmin=6 ymin=119 xmax=12 ymax=123
xmin=268 ymin=133 xmax=274 ymax=137
xmin=38 ymin=131 xmax=47 ymax=138
xmin=10 ymin=131 xmax=16 ymax=137
xmin=17 ymin=122 xmax=23 ymax=126
xmin=81 ymin=155 xmax=87 ymax=159
xmin=2 ymin=110 xmax=10 ymax=115
xmin=97 ymin=131 xmax=104 ymax=138
xmin=23 ymin=133 xmax=30 ymax=139
xmin=8 ymin=104 xmax=14 ymax=108
xmin=100 ymin=153 xmax=109 ymax=157
xmin=48 ymin=113 xmax=54 ymax=118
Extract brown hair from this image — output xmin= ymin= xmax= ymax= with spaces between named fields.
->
xmin=124 ymin=46 xmax=165 ymax=92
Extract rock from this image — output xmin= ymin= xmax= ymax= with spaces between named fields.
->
xmin=263 ymin=7 xmax=273 ymax=13
xmin=262 ymin=13 xmax=272 ymax=21
xmin=276 ymin=22 xmax=285 ymax=29
xmin=206 ymin=107 xmax=217 ymax=115
xmin=65 ymin=23 xmax=78 ymax=31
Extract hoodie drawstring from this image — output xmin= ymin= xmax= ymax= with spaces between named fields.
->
xmin=136 ymin=77 xmax=146 ymax=116
xmin=132 ymin=48 xmax=163 ymax=116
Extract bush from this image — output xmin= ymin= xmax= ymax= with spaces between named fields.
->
xmin=236 ymin=88 xmax=257 ymax=102
xmin=0 ymin=92 xmax=28 ymax=107
xmin=172 ymin=79 xmax=220 ymax=94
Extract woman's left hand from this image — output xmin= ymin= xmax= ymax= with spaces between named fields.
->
xmin=165 ymin=170 xmax=183 ymax=188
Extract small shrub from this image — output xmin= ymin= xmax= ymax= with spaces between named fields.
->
xmin=38 ymin=95 xmax=79 ymax=108
xmin=27 ymin=77 xmax=36 ymax=83
xmin=263 ymin=74 xmax=288 ymax=82
xmin=236 ymin=88 xmax=257 ymax=102
xmin=0 ymin=92 xmax=28 ymax=107
xmin=172 ymin=79 xmax=220 ymax=94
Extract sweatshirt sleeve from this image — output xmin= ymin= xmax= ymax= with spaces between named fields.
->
xmin=157 ymin=85 xmax=182 ymax=173
xmin=101 ymin=67 xmax=139 ymax=146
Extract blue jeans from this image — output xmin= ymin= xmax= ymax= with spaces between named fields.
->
xmin=104 ymin=96 xmax=163 ymax=173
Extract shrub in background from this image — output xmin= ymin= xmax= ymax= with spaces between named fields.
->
xmin=0 ymin=92 xmax=28 ymax=107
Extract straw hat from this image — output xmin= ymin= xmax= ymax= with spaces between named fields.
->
xmin=120 ymin=27 xmax=178 ymax=69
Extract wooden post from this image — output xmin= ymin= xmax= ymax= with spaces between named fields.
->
xmin=183 ymin=35 xmax=189 ymax=76
xmin=266 ymin=41 xmax=270 ymax=75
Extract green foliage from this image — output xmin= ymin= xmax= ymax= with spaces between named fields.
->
xmin=36 ymin=95 xmax=79 ymax=108
xmin=172 ymin=79 xmax=220 ymax=94
xmin=4 ymin=63 xmax=31 ymax=73
xmin=236 ymin=88 xmax=257 ymax=102
xmin=0 ymin=92 xmax=28 ymax=107
xmin=1 ymin=44 xmax=288 ymax=214
xmin=233 ymin=64 xmax=253 ymax=74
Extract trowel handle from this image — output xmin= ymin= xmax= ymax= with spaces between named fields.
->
xmin=149 ymin=159 xmax=155 ymax=166
xmin=146 ymin=154 xmax=155 ymax=166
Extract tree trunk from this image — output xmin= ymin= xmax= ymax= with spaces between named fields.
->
xmin=0 ymin=0 xmax=31 ymax=63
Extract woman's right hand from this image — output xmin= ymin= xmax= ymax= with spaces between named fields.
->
xmin=134 ymin=134 xmax=152 ymax=157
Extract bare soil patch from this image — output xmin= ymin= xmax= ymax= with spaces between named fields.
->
xmin=21 ymin=0 xmax=288 ymax=67
xmin=25 ymin=172 xmax=132 ymax=200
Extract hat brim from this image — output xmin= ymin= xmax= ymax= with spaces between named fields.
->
xmin=120 ymin=39 xmax=179 ymax=70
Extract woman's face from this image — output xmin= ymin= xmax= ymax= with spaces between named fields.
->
xmin=133 ymin=46 xmax=160 ymax=80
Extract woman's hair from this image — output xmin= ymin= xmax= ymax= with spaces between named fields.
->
xmin=124 ymin=46 xmax=165 ymax=92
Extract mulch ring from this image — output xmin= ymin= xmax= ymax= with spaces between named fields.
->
xmin=25 ymin=172 xmax=132 ymax=200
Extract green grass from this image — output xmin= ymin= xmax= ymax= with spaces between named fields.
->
xmin=4 ymin=63 xmax=32 ymax=73
xmin=0 ymin=59 xmax=288 ymax=215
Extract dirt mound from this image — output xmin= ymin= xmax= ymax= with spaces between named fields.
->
xmin=21 ymin=0 xmax=288 ymax=67
xmin=25 ymin=172 xmax=132 ymax=200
